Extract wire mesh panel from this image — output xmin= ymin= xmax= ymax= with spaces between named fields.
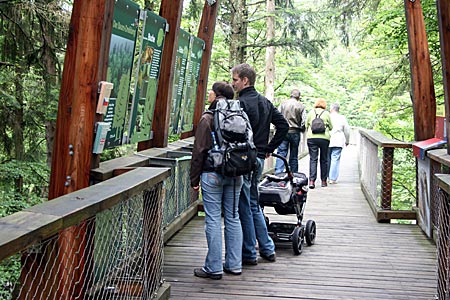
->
xmin=431 ymin=161 xmax=445 ymax=232
xmin=359 ymin=134 xmax=380 ymax=207
xmin=437 ymin=188 xmax=450 ymax=300
xmin=3 ymin=183 xmax=164 ymax=300
xmin=146 ymin=152 xmax=192 ymax=227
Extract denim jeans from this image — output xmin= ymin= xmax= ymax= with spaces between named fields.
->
xmin=307 ymin=138 xmax=330 ymax=182
xmin=201 ymin=172 xmax=243 ymax=274
xmin=275 ymin=132 xmax=301 ymax=173
xmin=328 ymin=147 xmax=343 ymax=181
xmin=239 ymin=158 xmax=275 ymax=261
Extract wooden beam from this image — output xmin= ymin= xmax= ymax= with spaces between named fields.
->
xmin=404 ymin=0 xmax=437 ymax=141
xmin=181 ymin=0 xmax=220 ymax=139
xmin=138 ymin=0 xmax=183 ymax=150
xmin=437 ymin=0 xmax=450 ymax=153
xmin=49 ymin=0 xmax=113 ymax=199
xmin=46 ymin=1 xmax=114 ymax=298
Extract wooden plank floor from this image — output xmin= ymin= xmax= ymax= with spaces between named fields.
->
xmin=163 ymin=145 xmax=437 ymax=299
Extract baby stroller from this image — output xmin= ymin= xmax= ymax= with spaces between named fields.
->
xmin=258 ymin=153 xmax=316 ymax=255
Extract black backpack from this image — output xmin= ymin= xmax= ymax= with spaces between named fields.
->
xmin=311 ymin=109 xmax=326 ymax=134
xmin=206 ymin=99 xmax=257 ymax=177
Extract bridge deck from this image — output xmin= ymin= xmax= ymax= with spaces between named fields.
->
xmin=163 ymin=145 xmax=437 ymax=299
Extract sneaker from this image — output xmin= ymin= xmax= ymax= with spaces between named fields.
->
xmin=321 ymin=180 xmax=327 ymax=187
xmin=194 ymin=268 xmax=222 ymax=280
xmin=260 ymin=252 xmax=276 ymax=262
xmin=308 ymin=180 xmax=315 ymax=189
xmin=223 ymin=265 xmax=242 ymax=275
xmin=329 ymin=179 xmax=337 ymax=184
xmin=242 ymin=258 xmax=258 ymax=266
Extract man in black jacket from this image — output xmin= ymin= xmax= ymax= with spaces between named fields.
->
xmin=231 ymin=63 xmax=289 ymax=265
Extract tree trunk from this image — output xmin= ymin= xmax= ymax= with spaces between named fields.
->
xmin=39 ymin=6 xmax=60 ymax=168
xmin=265 ymin=0 xmax=276 ymax=101
xmin=229 ymin=0 xmax=247 ymax=66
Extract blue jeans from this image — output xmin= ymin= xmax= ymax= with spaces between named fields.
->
xmin=239 ymin=158 xmax=275 ymax=261
xmin=328 ymin=147 xmax=343 ymax=181
xmin=275 ymin=132 xmax=301 ymax=173
xmin=201 ymin=172 xmax=243 ymax=274
xmin=307 ymin=138 xmax=330 ymax=182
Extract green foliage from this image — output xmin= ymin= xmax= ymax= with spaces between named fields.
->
xmin=0 ymin=160 xmax=48 ymax=217
xmin=0 ymin=255 xmax=21 ymax=299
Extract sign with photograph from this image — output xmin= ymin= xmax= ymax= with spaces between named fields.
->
xmin=103 ymin=0 xmax=139 ymax=148
xmin=168 ymin=29 xmax=190 ymax=135
xmin=129 ymin=10 xmax=167 ymax=143
xmin=180 ymin=36 xmax=205 ymax=133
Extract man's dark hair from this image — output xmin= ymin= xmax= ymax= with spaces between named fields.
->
xmin=212 ymin=81 xmax=234 ymax=99
xmin=231 ymin=63 xmax=256 ymax=86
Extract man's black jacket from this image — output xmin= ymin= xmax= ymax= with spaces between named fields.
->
xmin=238 ymin=86 xmax=289 ymax=158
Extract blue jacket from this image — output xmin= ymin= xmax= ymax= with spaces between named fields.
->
xmin=238 ymin=86 xmax=289 ymax=158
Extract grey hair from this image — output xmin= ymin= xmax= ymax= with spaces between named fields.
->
xmin=290 ymin=89 xmax=301 ymax=99
xmin=331 ymin=103 xmax=340 ymax=112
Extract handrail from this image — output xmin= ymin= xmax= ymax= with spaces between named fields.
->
xmin=359 ymin=129 xmax=411 ymax=148
xmin=358 ymin=129 xmax=416 ymax=222
xmin=0 ymin=167 xmax=170 ymax=261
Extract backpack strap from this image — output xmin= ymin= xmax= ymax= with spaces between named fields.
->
xmin=318 ymin=110 xmax=324 ymax=118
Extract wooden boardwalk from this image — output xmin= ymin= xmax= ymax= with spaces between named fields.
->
xmin=163 ymin=145 xmax=437 ymax=299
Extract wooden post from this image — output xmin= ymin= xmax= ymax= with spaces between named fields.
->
xmin=44 ymin=0 xmax=114 ymax=298
xmin=181 ymin=0 xmax=220 ymax=139
xmin=437 ymin=0 xmax=450 ymax=153
xmin=138 ymin=0 xmax=183 ymax=150
xmin=404 ymin=0 xmax=436 ymax=141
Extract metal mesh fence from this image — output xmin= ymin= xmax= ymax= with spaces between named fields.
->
xmin=2 ymin=183 xmax=164 ymax=300
xmin=437 ymin=188 xmax=450 ymax=300
xmin=431 ymin=161 xmax=444 ymax=231
xmin=359 ymin=134 xmax=380 ymax=207
xmin=147 ymin=154 xmax=191 ymax=227
xmin=358 ymin=132 xmax=415 ymax=214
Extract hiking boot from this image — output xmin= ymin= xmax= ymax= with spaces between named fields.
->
xmin=260 ymin=252 xmax=276 ymax=262
xmin=194 ymin=268 xmax=222 ymax=280
xmin=321 ymin=180 xmax=327 ymax=187
xmin=309 ymin=180 xmax=315 ymax=189
xmin=242 ymin=258 xmax=258 ymax=266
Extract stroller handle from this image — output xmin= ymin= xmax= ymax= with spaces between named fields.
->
xmin=271 ymin=153 xmax=293 ymax=178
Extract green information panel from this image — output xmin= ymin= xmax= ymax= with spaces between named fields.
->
xmin=180 ymin=36 xmax=205 ymax=133
xmin=129 ymin=10 xmax=167 ymax=143
xmin=103 ymin=0 xmax=139 ymax=148
xmin=169 ymin=29 xmax=190 ymax=135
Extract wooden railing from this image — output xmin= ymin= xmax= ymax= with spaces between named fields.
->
xmin=358 ymin=129 xmax=416 ymax=222
xmin=0 ymin=167 xmax=170 ymax=299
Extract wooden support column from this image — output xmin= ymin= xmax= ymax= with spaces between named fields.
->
xmin=181 ymin=0 xmax=220 ymax=138
xmin=437 ymin=0 xmax=450 ymax=153
xmin=404 ymin=0 xmax=436 ymax=141
xmin=138 ymin=1 xmax=183 ymax=150
xmin=44 ymin=0 xmax=114 ymax=299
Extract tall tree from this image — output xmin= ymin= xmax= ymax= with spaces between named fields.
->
xmin=265 ymin=0 xmax=276 ymax=100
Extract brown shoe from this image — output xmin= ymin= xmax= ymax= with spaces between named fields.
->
xmin=309 ymin=180 xmax=315 ymax=189
xmin=321 ymin=180 xmax=327 ymax=187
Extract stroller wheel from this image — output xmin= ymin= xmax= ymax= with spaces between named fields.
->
xmin=305 ymin=220 xmax=316 ymax=246
xmin=292 ymin=226 xmax=305 ymax=255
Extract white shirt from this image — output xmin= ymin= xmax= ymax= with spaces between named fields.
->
xmin=329 ymin=112 xmax=350 ymax=148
